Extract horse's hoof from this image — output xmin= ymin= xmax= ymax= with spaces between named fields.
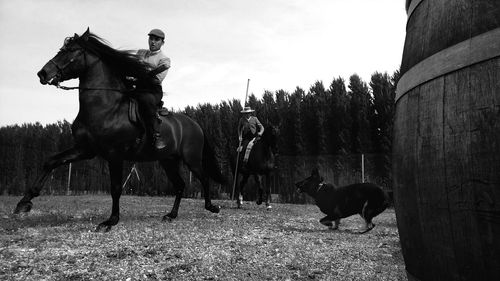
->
xmin=95 ymin=224 xmax=112 ymax=232
xmin=206 ymin=205 xmax=220 ymax=214
xmin=95 ymin=216 xmax=119 ymax=232
xmin=256 ymin=199 xmax=263 ymax=205
xmin=163 ymin=213 xmax=177 ymax=222
xmin=358 ymin=225 xmax=375 ymax=234
xmin=266 ymin=205 xmax=272 ymax=211
xmin=13 ymin=201 xmax=33 ymax=214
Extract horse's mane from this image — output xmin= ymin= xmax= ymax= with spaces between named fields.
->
xmin=76 ymin=33 xmax=155 ymax=85
xmin=263 ymin=125 xmax=276 ymax=138
xmin=262 ymin=125 xmax=278 ymax=148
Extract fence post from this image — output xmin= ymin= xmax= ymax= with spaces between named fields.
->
xmin=361 ymin=154 xmax=365 ymax=183
xmin=67 ymin=163 xmax=72 ymax=195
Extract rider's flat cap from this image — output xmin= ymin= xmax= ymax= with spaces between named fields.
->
xmin=148 ymin=29 xmax=165 ymax=39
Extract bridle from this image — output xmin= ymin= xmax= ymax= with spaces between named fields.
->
xmin=48 ymin=48 xmax=84 ymax=79
xmin=47 ymin=46 xmax=87 ymax=87
xmin=48 ymin=43 xmax=125 ymax=92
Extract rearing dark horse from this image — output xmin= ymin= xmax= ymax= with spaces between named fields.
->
xmin=14 ymin=28 xmax=225 ymax=231
xmin=234 ymin=125 xmax=278 ymax=210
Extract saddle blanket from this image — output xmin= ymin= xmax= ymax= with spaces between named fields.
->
xmin=243 ymin=138 xmax=257 ymax=164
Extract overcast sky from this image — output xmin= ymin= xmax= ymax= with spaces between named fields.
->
xmin=0 ymin=0 xmax=407 ymax=126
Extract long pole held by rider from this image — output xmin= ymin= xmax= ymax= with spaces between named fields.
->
xmin=231 ymin=78 xmax=250 ymax=202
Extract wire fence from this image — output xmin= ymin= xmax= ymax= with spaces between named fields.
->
xmin=0 ymin=151 xmax=392 ymax=205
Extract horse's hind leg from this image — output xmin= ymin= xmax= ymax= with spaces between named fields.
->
xmin=96 ymin=160 xmax=123 ymax=232
xmin=14 ymin=146 xmax=94 ymax=214
xmin=159 ymin=160 xmax=184 ymax=221
xmin=188 ymin=164 xmax=220 ymax=214
xmin=264 ymin=174 xmax=272 ymax=210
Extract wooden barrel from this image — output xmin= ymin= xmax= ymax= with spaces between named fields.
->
xmin=393 ymin=1 xmax=500 ymax=280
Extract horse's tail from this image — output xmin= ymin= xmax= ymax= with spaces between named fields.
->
xmin=203 ymin=134 xmax=227 ymax=185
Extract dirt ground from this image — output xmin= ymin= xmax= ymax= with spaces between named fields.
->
xmin=0 ymin=195 xmax=407 ymax=280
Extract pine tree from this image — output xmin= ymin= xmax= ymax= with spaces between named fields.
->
xmin=308 ymin=81 xmax=328 ymax=155
xmin=370 ymin=72 xmax=394 ymax=180
xmin=261 ymin=91 xmax=278 ymax=127
xmin=348 ymin=74 xmax=373 ymax=154
xmin=327 ymin=77 xmax=350 ymax=155
xmin=289 ymin=87 xmax=305 ymax=155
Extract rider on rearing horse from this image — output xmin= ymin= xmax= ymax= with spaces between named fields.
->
xmin=133 ymin=28 xmax=171 ymax=150
xmin=237 ymin=106 xmax=264 ymax=154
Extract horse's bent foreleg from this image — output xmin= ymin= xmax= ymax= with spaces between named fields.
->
xmin=159 ymin=160 xmax=184 ymax=221
xmin=96 ymin=160 xmax=123 ymax=232
xmin=14 ymin=147 xmax=94 ymax=214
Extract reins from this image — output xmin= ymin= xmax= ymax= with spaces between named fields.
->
xmin=54 ymin=84 xmax=132 ymax=92
xmin=50 ymin=45 xmax=135 ymax=93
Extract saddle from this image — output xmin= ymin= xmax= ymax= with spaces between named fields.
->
xmin=128 ymin=98 xmax=170 ymax=151
xmin=128 ymin=98 xmax=170 ymax=125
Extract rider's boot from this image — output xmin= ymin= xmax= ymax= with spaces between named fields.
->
xmin=152 ymin=113 xmax=166 ymax=150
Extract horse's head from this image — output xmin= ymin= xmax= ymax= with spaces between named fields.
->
xmin=37 ymin=28 xmax=91 ymax=86
xmin=262 ymin=125 xmax=279 ymax=154
xmin=295 ymin=168 xmax=324 ymax=195
xmin=37 ymin=28 xmax=155 ymax=89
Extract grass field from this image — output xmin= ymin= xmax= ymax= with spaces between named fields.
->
xmin=0 ymin=195 xmax=407 ymax=280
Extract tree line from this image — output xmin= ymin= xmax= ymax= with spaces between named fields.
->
xmin=0 ymin=71 xmax=399 ymax=203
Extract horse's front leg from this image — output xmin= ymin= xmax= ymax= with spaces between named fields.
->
xmin=237 ymin=174 xmax=249 ymax=208
xmin=255 ymin=175 xmax=263 ymax=205
xmin=96 ymin=160 xmax=123 ymax=232
xmin=14 ymin=146 xmax=94 ymax=214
